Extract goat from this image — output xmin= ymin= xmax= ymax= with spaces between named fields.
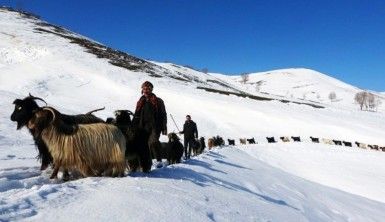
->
xmin=28 ymin=107 xmax=126 ymax=179
xmin=228 ymin=139 xmax=235 ymax=145
xmin=212 ymin=136 xmax=224 ymax=147
xmin=355 ymin=142 xmax=367 ymax=149
xmin=165 ymin=133 xmax=184 ymax=164
xmin=106 ymin=117 xmax=116 ymax=124
xmin=208 ymin=138 xmax=215 ymax=149
xmin=322 ymin=138 xmax=334 ymax=145
xmin=266 ymin=137 xmax=276 ymax=143
xmin=380 ymin=147 xmax=385 ymax=152
xmin=10 ymin=94 xmax=104 ymax=171
xmin=291 ymin=136 xmax=301 ymax=142
xmin=332 ymin=140 xmax=342 ymax=146
xmin=192 ymin=137 xmax=206 ymax=156
xmin=112 ymin=109 xmax=153 ymax=172
xmin=113 ymin=110 xmax=134 ymax=133
xmin=239 ymin=138 xmax=246 ymax=145
xmin=247 ymin=138 xmax=256 ymax=144
xmin=368 ymin=145 xmax=379 ymax=150
xmin=280 ymin=137 xmax=290 ymax=142
xmin=342 ymin=141 xmax=352 ymax=147
xmin=310 ymin=136 xmax=319 ymax=143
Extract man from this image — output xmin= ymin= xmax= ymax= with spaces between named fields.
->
xmin=179 ymin=115 xmax=198 ymax=160
xmin=133 ymin=81 xmax=167 ymax=171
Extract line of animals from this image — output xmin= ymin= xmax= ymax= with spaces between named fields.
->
xmin=10 ymin=94 xmax=384 ymax=181
xmin=11 ymin=94 xmax=206 ymax=181
xmin=221 ymin=136 xmax=385 ymax=152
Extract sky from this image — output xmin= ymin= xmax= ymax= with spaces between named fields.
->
xmin=1 ymin=0 xmax=385 ymax=91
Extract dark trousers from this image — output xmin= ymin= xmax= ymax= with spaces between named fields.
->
xmin=148 ymin=130 xmax=162 ymax=162
xmin=136 ymin=128 xmax=153 ymax=172
xmin=184 ymin=138 xmax=195 ymax=159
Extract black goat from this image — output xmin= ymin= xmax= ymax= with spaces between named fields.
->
xmin=368 ymin=145 xmax=379 ymax=150
xmin=113 ymin=109 xmax=152 ymax=172
xmin=10 ymin=94 xmax=104 ymax=171
xmin=342 ymin=141 xmax=352 ymax=147
xmin=332 ymin=140 xmax=342 ymax=146
xmin=355 ymin=141 xmax=367 ymax=149
xmin=228 ymin=139 xmax=235 ymax=145
xmin=247 ymin=138 xmax=256 ymax=144
xmin=213 ymin=135 xmax=224 ymax=147
xmin=161 ymin=133 xmax=184 ymax=164
xmin=106 ymin=117 xmax=115 ymax=124
xmin=291 ymin=136 xmax=301 ymax=142
xmin=113 ymin=110 xmax=134 ymax=133
xmin=266 ymin=137 xmax=276 ymax=143
xmin=192 ymin=137 xmax=205 ymax=156
xmin=310 ymin=136 xmax=319 ymax=143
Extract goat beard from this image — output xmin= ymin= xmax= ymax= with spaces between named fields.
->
xmin=16 ymin=120 xmax=26 ymax=130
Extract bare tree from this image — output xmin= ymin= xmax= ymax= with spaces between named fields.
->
xmin=240 ymin=73 xmax=249 ymax=84
xmin=201 ymin=68 xmax=209 ymax=74
xmin=367 ymin=93 xmax=382 ymax=111
xmin=328 ymin=91 xmax=336 ymax=102
xmin=354 ymin=91 xmax=368 ymax=110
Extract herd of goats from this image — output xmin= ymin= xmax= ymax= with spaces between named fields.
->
xmin=9 ymin=94 xmax=385 ymax=181
xmin=221 ymin=136 xmax=385 ymax=151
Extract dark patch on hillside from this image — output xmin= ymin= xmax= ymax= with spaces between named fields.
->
xmin=197 ymin=87 xmax=324 ymax=108
xmin=0 ymin=6 xmax=40 ymax=20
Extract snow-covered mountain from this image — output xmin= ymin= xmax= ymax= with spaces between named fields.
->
xmin=213 ymin=68 xmax=384 ymax=111
xmin=1 ymin=7 xmax=385 ymax=221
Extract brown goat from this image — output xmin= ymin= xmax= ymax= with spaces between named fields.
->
xmin=208 ymin=138 xmax=215 ymax=150
xmin=28 ymin=107 xmax=126 ymax=179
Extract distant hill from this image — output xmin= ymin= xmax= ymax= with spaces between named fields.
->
xmin=213 ymin=68 xmax=384 ymax=110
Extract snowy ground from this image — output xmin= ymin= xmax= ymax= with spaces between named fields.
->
xmin=1 ymin=8 xmax=385 ymax=221
xmin=1 ymin=143 xmax=385 ymax=221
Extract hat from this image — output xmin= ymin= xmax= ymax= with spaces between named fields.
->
xmin=141 ymin=81 xmax=153 ymax=89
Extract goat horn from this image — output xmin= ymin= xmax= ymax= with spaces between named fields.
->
xmin=86 ymin=107 xmax=105 ymax=115
xmin=28 ymin=93 xmax=48 ymax=106
xmin=42 ymin=107 xmax=56 ymax=125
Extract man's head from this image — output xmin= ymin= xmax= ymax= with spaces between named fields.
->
xmin=141 ymin=81 xmax=153 ymax=96
xmin=186 ymin=115 xmax=191 ymax=121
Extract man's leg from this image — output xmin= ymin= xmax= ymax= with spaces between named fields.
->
xmin=137 ymin=129 xmax=152 ymax=172
xmin=184 ymin=139 xmax=188 ymax=160
xmin=187 ymin=138 xmax=194 ymax=159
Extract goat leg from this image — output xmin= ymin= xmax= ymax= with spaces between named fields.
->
xmin=50 ymin=163 xmax=61 ymax=179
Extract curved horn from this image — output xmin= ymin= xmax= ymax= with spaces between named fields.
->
xmin=28 ymin=93 xmax=48 ymax=106
xmin=86 ymin=107 xmax=105 ymax=115
xmin=42 ymin=107 xmax=56 ymax=125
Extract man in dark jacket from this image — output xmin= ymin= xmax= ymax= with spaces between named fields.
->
xmin=133 ymin=81 xmax=167 ymax=171
xmin=179 ymin=115 xmax=198 ymax=160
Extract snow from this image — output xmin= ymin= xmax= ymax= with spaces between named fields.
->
xmin=212 ymin=68 xmax=384 ymax=112
xmin=1 ymin=8 xmax=385 ymax=221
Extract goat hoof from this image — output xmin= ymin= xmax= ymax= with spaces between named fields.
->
xmin=40 ymin=164 xmax=49 ymax=171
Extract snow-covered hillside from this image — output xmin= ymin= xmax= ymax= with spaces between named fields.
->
xmin=1 ymin=7 xmax=385 ymax=221
xmin=214 ymin=68 xmax=384 ymax=111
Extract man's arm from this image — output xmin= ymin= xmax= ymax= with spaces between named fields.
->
xmin=158 ymin=98 xmax=167 ymax=134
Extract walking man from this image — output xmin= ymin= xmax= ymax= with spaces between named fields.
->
xmin=179 ymin=115 xmax=198 ymax=160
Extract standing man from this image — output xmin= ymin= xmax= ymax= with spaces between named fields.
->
xmin=133 ymin=81 xmax=167 ymax=171
xmin=179 ymin=115 xmax=198 ymax=160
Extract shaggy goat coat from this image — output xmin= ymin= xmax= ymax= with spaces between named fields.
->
xmin=40 ymin=123 xmax=126 ymax=177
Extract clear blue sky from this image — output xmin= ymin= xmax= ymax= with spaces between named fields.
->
xmin=2 ymin=0 xmax=385 ymax=91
